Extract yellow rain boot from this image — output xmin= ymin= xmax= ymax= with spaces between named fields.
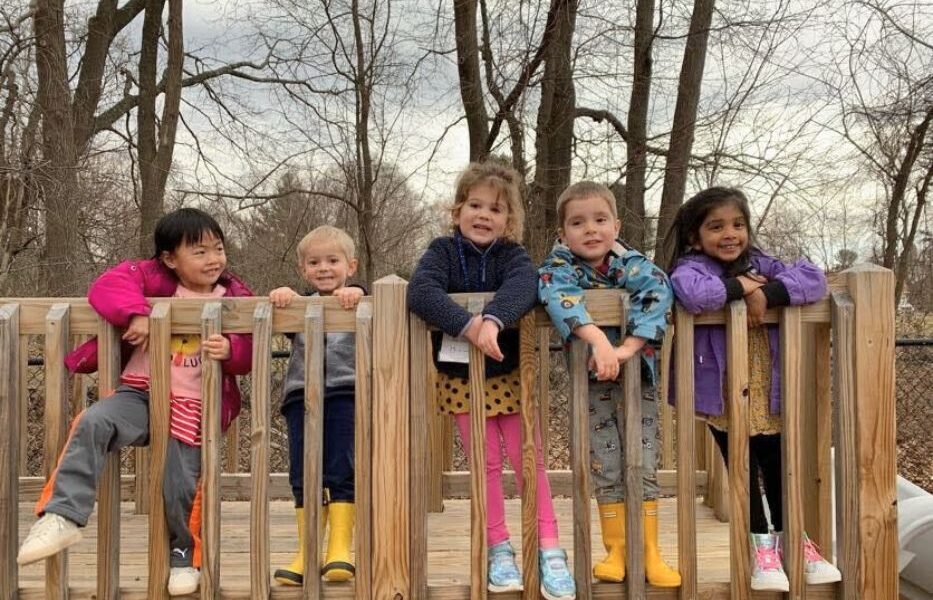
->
xmin=593 ymin=502 xmax=626 ymax=582
xmin=273 ymin=506 xmax=328 ymax=585
xmin=643 ymin=500 xmax=681 ymax=587
xmin=322 ymin=502 xmax=355 ymax=582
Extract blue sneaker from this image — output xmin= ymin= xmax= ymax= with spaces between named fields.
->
xmin=488 ymin=541 xmax=522 ymax=592
xmin=539 ymin=548 xmax=576 ymax=600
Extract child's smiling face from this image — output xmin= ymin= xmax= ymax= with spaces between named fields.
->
xmin=453 ymin=183 xmax=509 ymax=247
xmin=300 ymin=241 xmax=358 ymax=295
xmin=560 ymin=195 xmax=621 ymax=267
xmin=692 ymin=201 xmax=749 ymax=263
xmin=161 ymin=231 xmax=226 ymax=293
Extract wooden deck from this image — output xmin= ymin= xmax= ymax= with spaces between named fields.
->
xmin=16 ymin=497 xmax=838 ymax=599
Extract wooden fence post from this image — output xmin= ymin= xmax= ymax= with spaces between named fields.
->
xmin=44 ymin=304 xmax=70 ymax=600
xmin=845 ymin=265 xmax=897 ymax=599
xmin=726 ymin=301 xmax=750 ymax=599
xmin=372 ymin=276 xmax=410 ymax=600
xmin=200 ymin=302 xmax=223 ymax=599
xmin=97 ymin=319 xmax=123 ymax=600
xmin=0 ymin=304 xmax=20 ymax=600
xmin=302 ymin=302 xmax=324 ymax=600
xmin=249 ymin=302 xmax=272 ymax=600
xmin=356 ymin=301 xmax=375 ymax=600
xmin=674 ymin=306 xmax=697 ymax=600
xmin=148 ymin=303 xmax=171 ymax=599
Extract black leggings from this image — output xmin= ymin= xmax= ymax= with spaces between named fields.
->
xmin=709 ymin=427 xmax=783 ymax=534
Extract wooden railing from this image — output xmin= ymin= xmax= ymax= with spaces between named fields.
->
xmin=0 ymin=266 xmax=897 ymax=599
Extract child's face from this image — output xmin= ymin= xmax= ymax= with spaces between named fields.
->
xmin=454 ymin=183 xmax=509 ymax=247
xmin=161 ymin=232 xmax=226 ymax=293
xmin=559 ymin=195 xmax=620 ymax=267
xmin=692 ymin=201 xmax=749 ymax=263
xmin=299 ymin=241 xmax=358 ymax=295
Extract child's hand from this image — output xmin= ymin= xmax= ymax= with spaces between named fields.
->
xmin=589 ymin=339 xmax=620 ymax=381
xmin=201 ymin=334 xmax=231 ymax=361
xmin=745 ymin=288 xmax=767 ymax=327
xmin=475 ymin=319 xmax=504 ymax=362
xmin=614 ymin=336 xmax=646 ymax=364
xmin=269 ymin=287 xmax=299 ymax=308
xmin=462 ymin=315 xmax=483 ymax=346
xmin=737 ymin=274 xmax=766 ymax=296
xmin=122 ymin=314 xmax=150 ymax=352
xmin=334 ymin=286 xmax=364 ymax=310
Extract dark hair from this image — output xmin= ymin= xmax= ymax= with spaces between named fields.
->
xmin=660 ymin=186 xmax=754 ymax=271
xmin=153 ymin=208 xmax=225 ymax=258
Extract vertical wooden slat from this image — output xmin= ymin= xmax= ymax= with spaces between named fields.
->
xmin=831 ymin=291 xmax=858 ymax=599
xmin=659 ymin=327 xmax=675 ymax=470
xmin=409 ymin=310 xmax=429 ymax=600
xmin=800 ymin=328 xmax=820 ymax=548
xmin=0 ymin=304 xmax=20 ymax=600
xmin=371 ymin=276 xmax=410 ymax=599
xmin=249 ymin=303 xmax=272 ymax=600
xmin=97 ymin=320 xmax=123 ymax=600
xmin=200 ymin=302 xmax=223 ymax=599
xmin=466 ymin=297 xmax=487 ymax=600
xmin=302 ymin=302 xmax=324 ymax=600
xmin=18 ymin=334 xmax=28 ymax=476
xmin=537 ymin=327 xmax=551 ymax=462
xmin=726 ymin=301 xmax=750 ymax=599
xmin=780 ymin=306 xmax=805 ymax=599
xmin=845 ymin=265 xmax=897 ymax=599
xmin=569 ymin=338 xmax=591 ymax=600
xmin=426 ymin=331 xmax=445 ymax=513
xmin=621 ymin=296 xmax=645 ymax=600
xmin=44 ymin=303 xmax=71 ymax=600
xmin=356 ymin=301 xmax=374 ymax=600
xmin=147 ymin=303 xmax=171 ymax=600
xmin=519 ymin=314 xmax=539 ymax=599
xmin=136 ymin=445 xmax=151 ymax=514
xmin=813 ymin=324 xmax=833 ymax=550
xmin=674 ymin=307 xmax=697 ymax=600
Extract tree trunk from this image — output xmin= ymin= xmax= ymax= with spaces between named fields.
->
xmin=34 ymin=0 xmax=85 ymax=294
xmin=352 ymin=0 xmax=375 ymax=283
xmin=623 ymin=0 xmax=655 ymax=254
xmin=453 ymin=0 xmax=489 ymax=162
xmin=137 ymin=0 xmax=183 ymax=257
xmin=528 ymin=0 xmax=578 ymax=260
xmin=654 ymin=0 xmax=716 ymax=264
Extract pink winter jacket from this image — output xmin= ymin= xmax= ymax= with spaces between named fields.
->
xmin=64 ymin=258 xmax=253 ymax=432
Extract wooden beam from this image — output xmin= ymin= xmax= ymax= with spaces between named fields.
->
xmin=466 ymin=297 xmax=487 ymax=600
xmin=147 ymin=303 xmax=171 ymax=599
xmin=622 ymin=297 xmax=645 ymax=600
xmin=44 ymin=304 xmax=71 ymax=600
xmin=97 ymin=319 xmax=123 ymax=600
xmin=408 ymin=311 xmax=430 ymax=600
xmin=518 ymin=313 xmax=539 ymax=599
xmin=302 ymin=303 xmax=324 ymax=600
xmin=0 ymin=304 xmax=20 ymax=600
xmin=726 ymin=301 xmax=750 ymax=599
xmin=569 ymin=339 xmax=592 ymax=600
xmin=201 ymin=303 xmax=224 ymax=599
xmin=674 ymin=306 xmax=697 ymax=600
xmin=249 ymin=303 xmax=272 ymax=600
xmin=355 ymin=302 xmax=374 ymax=600
xmin=780 ymin=306 xmax=805 ymax=599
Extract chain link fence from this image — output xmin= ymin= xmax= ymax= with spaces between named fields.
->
xmin=21 ymin=338 xmax=933 ymax=493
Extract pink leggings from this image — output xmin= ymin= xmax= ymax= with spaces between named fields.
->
xmin=453 ymin=412 xmax=559 ymax=548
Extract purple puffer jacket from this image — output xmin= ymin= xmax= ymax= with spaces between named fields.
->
xmin=64 ymin=258 xmax=253 ymax=432
xmin=669 ymin=249 xmax=826 ymax=416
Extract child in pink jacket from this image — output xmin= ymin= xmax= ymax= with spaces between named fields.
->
xmin=17 ymin=208 xmax=252 ymax=597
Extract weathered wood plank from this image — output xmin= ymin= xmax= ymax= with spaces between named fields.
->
xmin=780 ymin=306 xmax=805 ymax=599
xmin=148 ymin=303 xmax=172 ymax=599
xmin=570 ymin=339 xmax=592 ymax=600
xmin=813 ymin=325 xmax=833 ymax=551
xmin=621 ymin=295 xmax=645 ymax=600
xmin=371 ymin=276 xmax=410 ymax=599
xmin=249 ymin=303 xmax=272 ymax=600
xmin=845 ymin=265 xmax=897 ymax=600
xmin=355 ymin=302 xmax=373 ymax=600
xmin=201 ymin=303 xmax=224 ymax=599
xmin=726 ymin=301 xmax=750 ymax=599
xmin=674 ymin=307 xmax=697 ymax=600
xmin=538 ymin=327 xmax=551 ymax=463
xmin=44 ymin=304 xmax=71 ymax=600
xmin=97 ymin=319 xmax=123 ymax=600
xmin=659 ymin=327 xmax=674 ymax=470
xmin=409 ymin=311 xmax=430 ymax=600
xmin=466 ymin=297 xmax=487 ymax=600
xmin=0 ymin=304 xmax=20 ymax=600
xmin=518 ymin=313 xmax=539 ymax=599
xmin=302 ymin=303 xmax=324 ymax=600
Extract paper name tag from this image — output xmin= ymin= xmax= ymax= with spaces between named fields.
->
xmin=438 ymin=334 xmax=471 ymax=364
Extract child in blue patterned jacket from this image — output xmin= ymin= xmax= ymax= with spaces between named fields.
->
xmin=538 ymin=181 xmax=680 ymax=588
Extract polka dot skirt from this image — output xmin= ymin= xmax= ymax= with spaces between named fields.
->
xmin=435 ymin=370 xmax=522 ymax=416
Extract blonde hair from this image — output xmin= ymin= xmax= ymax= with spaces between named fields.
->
xmin=296 ymin=225 xmax=356 ymax=262
xmin=450 ymin=161 xmax=525 ymax=243
xmin=556 ymin=181 xmax=618 ymax=226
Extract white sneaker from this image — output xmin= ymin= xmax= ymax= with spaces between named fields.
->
xmin=803 ymin=535 xmax=842 ymax=585
xmin=750 ymin=533 xmax=790 ymax=592
xmin=168 ymin=566 xmax=200 ymax=596
xmin=16 ymin=513 xmax=83 ymax=565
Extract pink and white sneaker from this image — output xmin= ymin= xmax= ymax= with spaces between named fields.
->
xmin=750 ymin=533 xmax=790 ymax=591
xmin=802 ymin=534 xmax=842 ymax=585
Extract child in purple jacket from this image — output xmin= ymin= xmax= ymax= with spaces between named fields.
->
xmin=664 ymin=187 xmax=840 ymax=591
xmin=17 ymin=208 xmax=253 ymax=596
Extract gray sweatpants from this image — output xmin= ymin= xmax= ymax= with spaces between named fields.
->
xmin=588 ymin=379 xmax=661 ymax=504
xmin=39 ymin=385 xmax=202 ymax=567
